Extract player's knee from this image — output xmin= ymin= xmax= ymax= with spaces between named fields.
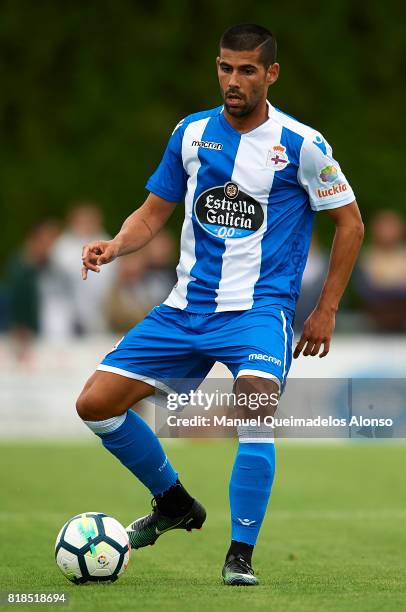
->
xmin=234 ymin=375 xmax=280 ymax=418
xmin=76 ymin=391 xmax=108 ymax=422
xmin=76 ymin=393 xmax=94 ymax=421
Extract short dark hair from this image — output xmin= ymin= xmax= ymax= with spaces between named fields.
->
xmin=220 ymin=24 xmax=277 ymax=67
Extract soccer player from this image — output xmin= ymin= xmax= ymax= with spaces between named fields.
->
xmin=77 ymin=24 xmax=364 ymax=585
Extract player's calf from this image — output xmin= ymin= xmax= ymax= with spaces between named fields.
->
xmin=223 ymin=409 xmax=276 ymax=586
xmin=76 ymin=371 xmax=205 ymax=549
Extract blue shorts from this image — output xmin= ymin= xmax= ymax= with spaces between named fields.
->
xmin=98 ymin=304 xmax=294 ymax=393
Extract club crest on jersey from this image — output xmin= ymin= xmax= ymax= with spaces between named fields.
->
xmin=266 ymin=145 xmax=289 ymax=170
xmin=194 ymin=182 xmax=264 ymax=240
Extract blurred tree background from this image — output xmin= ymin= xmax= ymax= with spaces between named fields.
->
xmin=0 ymin=0 xmax=404 ymax=266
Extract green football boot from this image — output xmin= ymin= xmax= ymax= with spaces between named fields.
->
xmin=222 ymin=554 xmax=259 ymax=586
xmin=126 ymin=498 xmax=206 ymax=549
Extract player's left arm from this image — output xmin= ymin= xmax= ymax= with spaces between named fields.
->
xmin=294 ymin=200 xmax=364 ymax=358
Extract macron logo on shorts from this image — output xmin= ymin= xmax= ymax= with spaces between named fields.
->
xmin=248 ymin=353 xmax=282 ymax=367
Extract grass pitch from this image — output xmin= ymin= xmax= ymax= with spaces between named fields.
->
xmin=1 ymin=441 xmax=405 ymax=611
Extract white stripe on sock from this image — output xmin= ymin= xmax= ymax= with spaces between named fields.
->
xmin=237 ymin=424 xmax=274 ymax=443
xmin=83 ymin=413 xmax=127 ymax=435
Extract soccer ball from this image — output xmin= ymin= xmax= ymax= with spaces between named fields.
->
xmin=55 ymin=512 xmax=130 ymax=584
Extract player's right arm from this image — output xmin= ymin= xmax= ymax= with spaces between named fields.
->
xmin=81 ymin=194 xmax=177 ymax=279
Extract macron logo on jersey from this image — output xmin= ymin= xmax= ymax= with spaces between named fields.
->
xmin=192 ymin=139 xmax=223 ymax=151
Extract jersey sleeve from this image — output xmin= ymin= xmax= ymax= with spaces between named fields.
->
xmin=297 ymin=133 xmax=355 ymax=212
xmin=146 ymin=119 xmax=188 ymax=203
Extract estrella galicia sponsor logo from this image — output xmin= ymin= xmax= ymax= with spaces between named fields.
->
xmin=248 ymin=353 xmax=282 ymax=366
xmin=192 ymin=139 xmax=223 ymax=150
xmin=194 ymin=182 xmax=264 ymax=239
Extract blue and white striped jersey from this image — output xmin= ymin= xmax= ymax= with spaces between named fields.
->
xmin=146 ymin=102 xmax=355 ymax=313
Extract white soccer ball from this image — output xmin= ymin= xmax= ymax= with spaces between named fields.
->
xmin=55 ymin=512 xmax=131 ymax=584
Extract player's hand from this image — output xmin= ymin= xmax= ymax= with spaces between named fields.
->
xmin=293 ymin=306 xmax=336 ymax=359
xmin=81 ymin=240 xmax=120 ymax=280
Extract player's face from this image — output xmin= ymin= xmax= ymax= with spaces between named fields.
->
xmin=217 ymin=48 xmax=279 ymax=118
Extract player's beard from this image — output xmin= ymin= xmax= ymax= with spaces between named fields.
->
xmin=224 ymin=100 xmax=255 ymax=117
xmin=222 ymin=89 xmax=262 ymax=118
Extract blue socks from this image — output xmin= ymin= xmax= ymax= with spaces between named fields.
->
xmin=229 ymin=442 xmax=276 ymax=546
xmin=84 ymin=410 xmax=178 ymax=497
xmin=85 ymin=410 xmax=275 ymax=548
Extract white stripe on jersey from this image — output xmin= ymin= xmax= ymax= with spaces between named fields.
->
xmin=215 ymin=122 xmax=284 ymax=311
xmin=165 ymin=117 xmax=211 ymax=310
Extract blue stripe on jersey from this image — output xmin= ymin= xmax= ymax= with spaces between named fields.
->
xmin=146 ymin=107 xmax=222 ymax=204
xmin=185 ymin=116 xmax=241 ymax=312
xmin=253 ymin=126 xmax=310 ymax=306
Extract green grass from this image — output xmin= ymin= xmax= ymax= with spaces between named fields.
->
xmin=1 ymin=441 xmax=406 ymax=611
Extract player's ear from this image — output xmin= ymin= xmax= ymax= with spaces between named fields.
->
xmin=267 ymin=63 xmax=280 ymax=86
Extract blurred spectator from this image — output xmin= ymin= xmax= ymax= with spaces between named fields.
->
xmin=52 ymin=202 xmax=116 ymax=335
xmin=105 ymin=230 xmax=177 ymax=333
xmin=294 ymin=235 xmax=329 ymax=332
xmin=105 ymin=251 xmax=149 ymax=333
xmin=140 ymin=230 xmax=177 ymax=305
xmin=354 ymin=210 xmax=406 ymax=333
xmin=5 ymin=219 xmax=73 ymax=359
